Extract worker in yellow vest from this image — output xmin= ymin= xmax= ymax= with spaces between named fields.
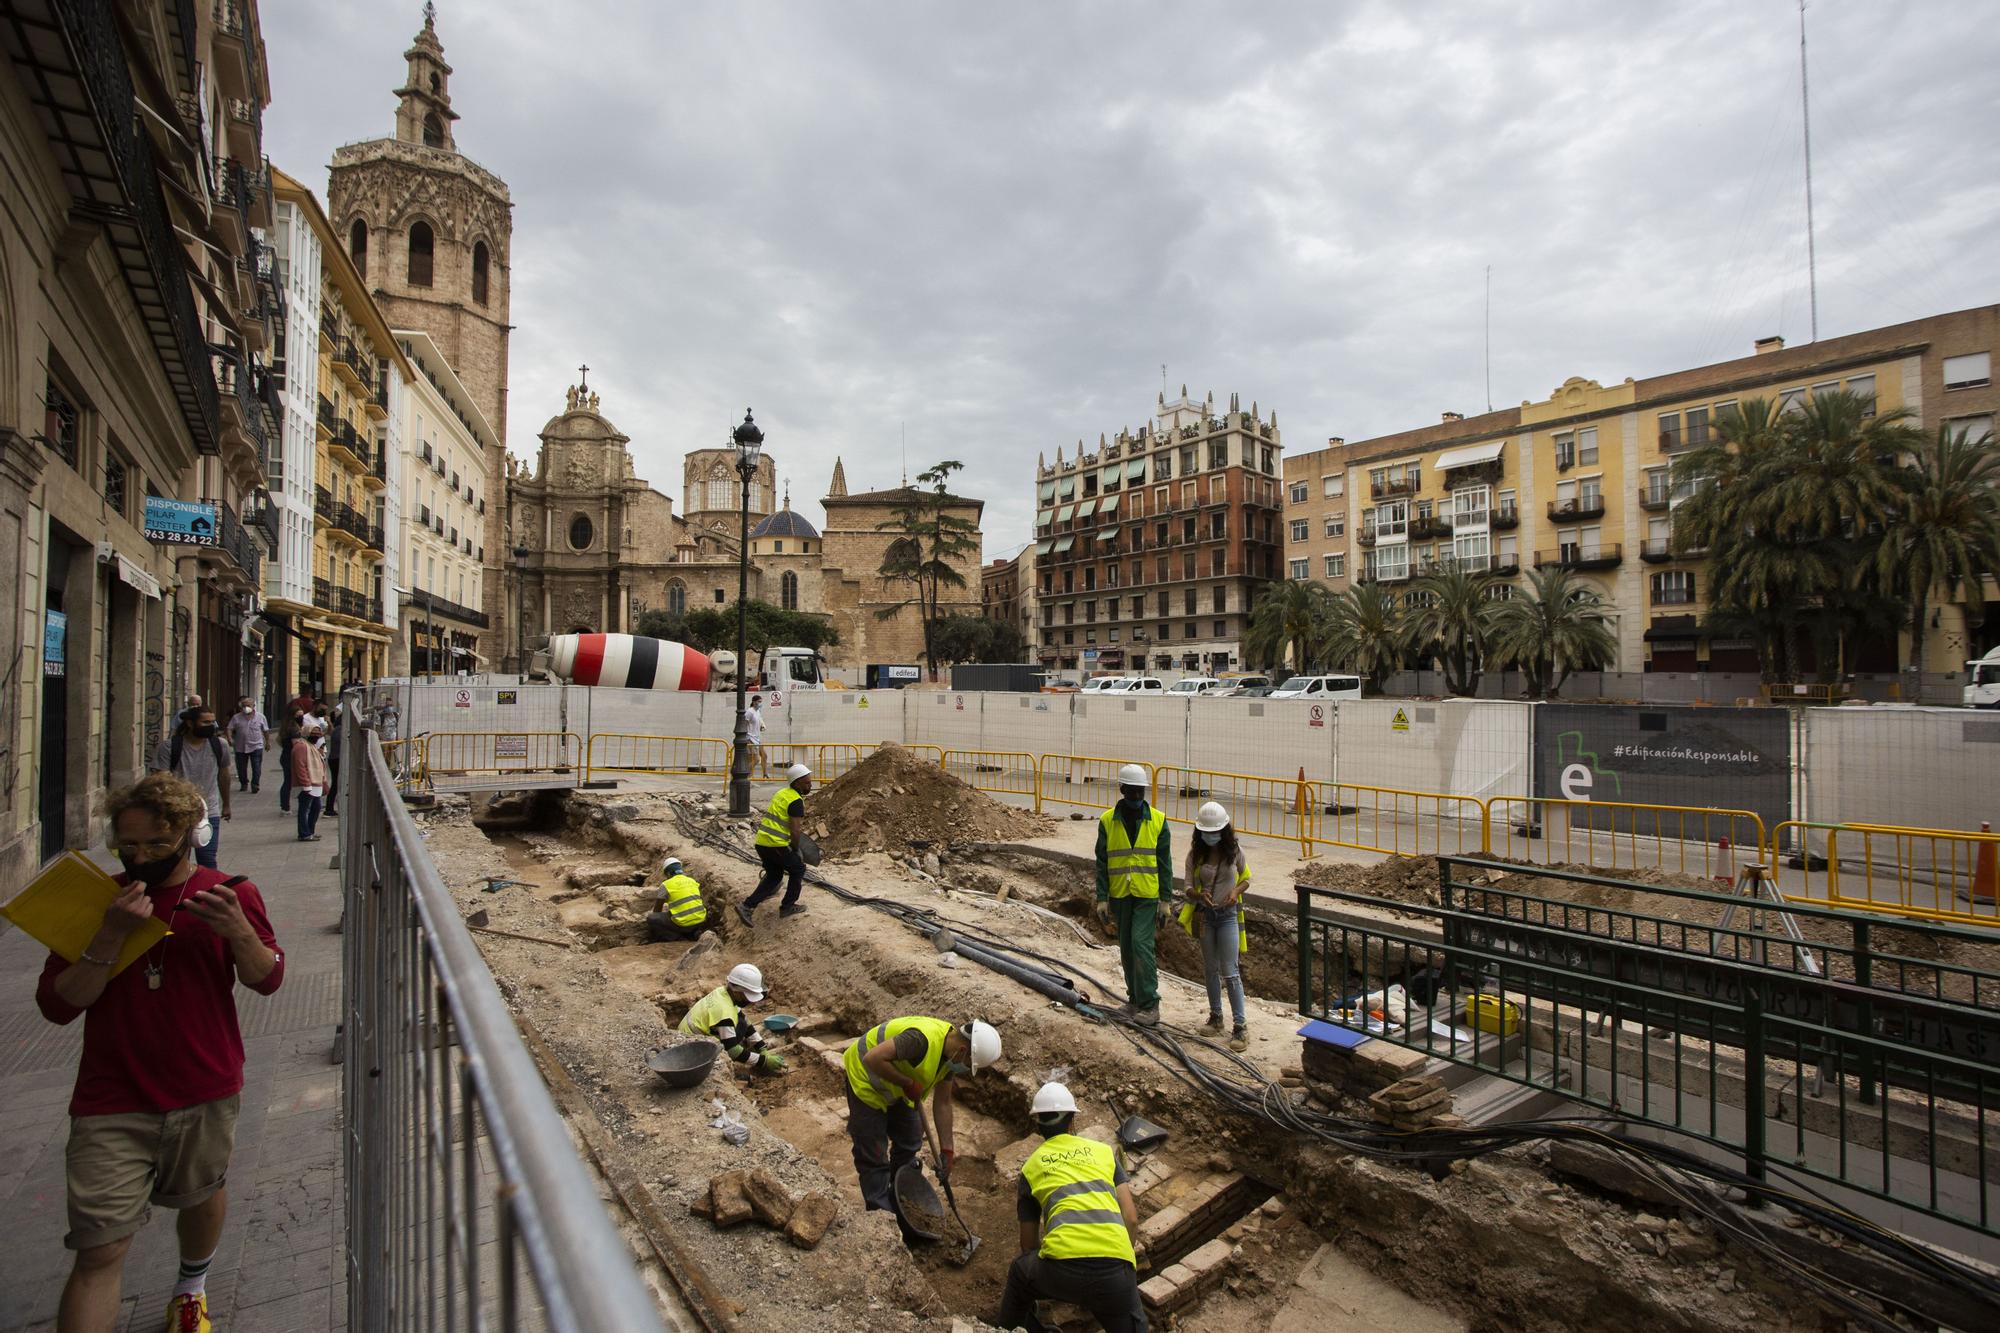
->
xmin=738 ymin=763 xmax=812 ymax=926
xmin=996 ymin=1081 xmax=1145 ymax=1332
xmin=1094 ymin=764 xmax=1173 ymax=1027
xmin=842 ymin=1015 xmax=1002 ymax=1238
xmin=679 ymin=963 xmax=782 ymax=1073
xmin=645 ymin=857 xmax=708 ymax=942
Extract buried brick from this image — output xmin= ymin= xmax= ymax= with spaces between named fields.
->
xmin=743 ymin=1168 xmax=796 ymax=1228
xmin=707 ymin=1170 xmax=755 ymax=1227
xmin=783 ymin=1192 xmax=841 ymax=1249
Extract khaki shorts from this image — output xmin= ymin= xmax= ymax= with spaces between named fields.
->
xmin=64 ymin=1094 xmax=242 ymax=1251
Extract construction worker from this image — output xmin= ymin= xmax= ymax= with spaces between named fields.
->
xmin=679 ymin=963 xmax=783 ymax=1074
xmin=645 ymin=857 xmax=708 ymax=942
xmin=1093 ymin=764 xmax=1172 ymax=1026
xmin=995 ymin=1082 xmax=1146 ymax=1333
xmin=738 ymin=762 xmax=813 ymax=925
xmin=843 ymin=1016 xmax=1001 ymax=1238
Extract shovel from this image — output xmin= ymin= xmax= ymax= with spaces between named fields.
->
xmin=919 ymin=1105 xmax=982 ymax=1266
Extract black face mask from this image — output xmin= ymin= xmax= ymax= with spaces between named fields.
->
xmin=193 ymin=723 xmax=219 ymax=738
xmin=118 ymin=838 xmax=188 ymax=887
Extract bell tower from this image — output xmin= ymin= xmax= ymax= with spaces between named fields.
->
xmin=395 ymin=2 xmax=458 ymax=150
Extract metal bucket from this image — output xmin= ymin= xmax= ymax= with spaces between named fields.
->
xmin=645 ymin=1040 xmax=721 ymax=1089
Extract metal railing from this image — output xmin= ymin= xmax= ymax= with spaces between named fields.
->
xmin=586 ymin=733 xmax=730 ymax=782
xmin=341 ymin=713 xmax=669 ymax=1331
xmin=1312 ymin=781 xmax=1488 ymax=859
xmin=1154 ymin=764 xmax=1314 ymax=856
xmin=1771 ymin=819 xmax=2000 ymax=926
xmin=1488 ymin=797 xmax=1764 ymax=880
xmin=1037 ymin=754 xmax=1154 ymax=814
xmin=942 ymin=749 xmax=1041 ymax=810
xmin=423 ymin=731 xmax=583 ymax=776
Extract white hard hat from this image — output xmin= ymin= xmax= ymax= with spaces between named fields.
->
xmin=662 ymin=856 xmax=684 ymax=877
xmin=726 ymin=963 xmax=767 ymax=1002
xmin=1031 ymin=1081 xmax=1078 ymax=1116
xmin=1195 ymin=801 xmax=1230 ymax=833
xmin=786 ymin=762 xmax=812 ymax=782
xmin=963 ymin=1019 xmax=1001 ymax=1072
xmin=1117 ymin=763 xmax=1149 ymax=790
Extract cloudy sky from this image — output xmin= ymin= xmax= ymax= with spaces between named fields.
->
xmin=261 ymin=1 xmax=2000 ymax=557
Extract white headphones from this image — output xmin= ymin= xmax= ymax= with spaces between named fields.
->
xmin=193 ymin=799 xmax=214 ymax=848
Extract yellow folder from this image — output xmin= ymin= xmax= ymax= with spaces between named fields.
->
xmin=0 ymin=851 xmax=170 ymax=977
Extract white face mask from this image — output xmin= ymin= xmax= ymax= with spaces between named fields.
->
xmin=1200 ymin=830 xmax=1222 ymax=846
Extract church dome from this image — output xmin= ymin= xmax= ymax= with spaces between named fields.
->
xmin=751 ymin=508 xmax=819 ymax=540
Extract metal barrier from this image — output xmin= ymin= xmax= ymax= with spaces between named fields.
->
xmin=1771 ymin=819 xmax=2000 ymax=926
xmin=1487 ymin=797 xmax=1764 ymax=880
xmin=381 ymin=736 xmax=430 ymax=791
xmin=586 ymin=733 xmax=730 ymax=784
xmin=422 ymin=730 xmax=583 ymax=777
xmin=1154 ymin=765 xmax=1314 ymax=856
xmin=747 ymin=741 xmax=866 ymax=781
xmin=1310 ymin=781 xmax=1487 ymax=859
xmin=942 ymin=749 xmax=1041 ymax=811
xmin=340 ymin=715 xmax=669 ymax=1331
xmin=1037 ymin=754 xmax=1154 ymax=815
xmin=877 ymin=741 xmax=944 ymax=767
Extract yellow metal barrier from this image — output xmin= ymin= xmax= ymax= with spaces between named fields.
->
xmin=1769 ymin=819 xmax=2000 ymax=925
xmin=876 ymin=741 xmax=944 ymax=768
xmin=751 ymin=742 xmax=866 ymax=781
xmin=585 ymin=734 xmax=731 ymax=784
xmin=1486 ymin=798 xmax=1764 ymax=880
xmin=421 ymin=731 xmax=582 ymax=777
xmin=942 ymin=749 xmax=1041 ymax=812
xmin=1311 ymin=782 xmax=1487 ymax=860
xmin=1037 ymin=755 xmax=1154 ymax=816
xmin=1153 ymin=765 xmax=1314 ymax=856
xmin=382 ymin=736 xmax=430 ymax=790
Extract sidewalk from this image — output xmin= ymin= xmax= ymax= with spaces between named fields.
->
xmin=0 ymin=780 xmax=346 ymax=1333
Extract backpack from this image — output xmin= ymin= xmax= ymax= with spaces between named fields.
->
xmin=170 ymin=732 xmax=227 ymax=775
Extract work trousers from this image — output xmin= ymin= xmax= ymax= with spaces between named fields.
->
xmin=234 ymin=749 xmax=263 ymax=791
xmin=844 ymin=1086 xmax=924 ymax=1218
xmin=644 ymin=912 xmax=706 ymax=943
xmin=746 ymin=843 xmax=805 ymax=909
xmin=996 ymin=1253 xmax=1148 ymax=1333
xmin=1113 ymin=898 xmax=1160 ymax=1011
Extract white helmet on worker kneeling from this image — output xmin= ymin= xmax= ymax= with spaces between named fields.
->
xmin=662 ymin=856 xmax=684 ymax=877
xmin=786 ymin=762 xmax=812 ymax=783
xmin=1117 ymin=763 xmax=1149 ymax=790
xmin=962 ymin=1019 xmax=1001 ymax=1072
xmin=1195 ymin=801 xmax=1229 ymax=833
xmin=1031 ymin=1081 xmax=1077 ymax=1116
xmin=726 ymin=963 xmax=767 ymax=1003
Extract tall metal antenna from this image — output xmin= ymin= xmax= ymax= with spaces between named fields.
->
xmin=1799 ymin=0 xmax=1818 ymax=342
xmin=1484 ymin=265 xmax=1493 ymax=413
xmin=900 ymin=421 xmax=907 ymax=486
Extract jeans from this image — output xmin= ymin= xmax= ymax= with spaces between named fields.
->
xmin=277 ymin=753 xmax=291 ymax=811
xmin=234 ymin=749 xmax=263 ymax=791
xmin=195 ymin=819 xmax=219 ymax=870
xmin=996 ymin=1253 xmax=1147 ymax=1333
xmin=1198 ymin=905 xmax=1247 ymax=1026
xmin=297 ymin=791 xmax=323 ymax=840
xmin=746 ymin=844 xmax=805 ymax=909
xmin=844 ymin=1086 xmax=924 ymax=1220
xmin=1112 ymin=898 xmax=1160 ymax=1011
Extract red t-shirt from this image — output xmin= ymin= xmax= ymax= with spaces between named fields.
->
xmin=36 ymin=866 xmax=286 ymax=1117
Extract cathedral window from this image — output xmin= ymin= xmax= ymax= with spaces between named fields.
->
xmin=429 ymin=72 xmax=441 ymax=95
xmin=568 ymin=513 xmax=594 ymax=550
xmin=423 ymin=112 xmax=445 ymax=148
xmin=667 ymin=581 xmax=687 ymax=616
xmin=349 ymin=219 xmax=368 ymax=279
xmin=472 ymin=241 xmax=489 ymax=305
xmin=408 ymin=221 xmax=434 ymax=287
xmin=781 ymin=572 xmax=799 ymax=611
xmin=706 ymin=477 xmax=733 ymax=509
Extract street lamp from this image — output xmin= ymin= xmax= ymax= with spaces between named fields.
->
xmin=512 ymin=541 xmax=529 ymax=678
xmin=727 ymin=409 xmax=763 ymax=817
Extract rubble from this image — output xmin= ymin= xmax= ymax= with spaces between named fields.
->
xmin=1367 ymin=1075 xmax=1454 ymax=1131
xmin=693 ymin=1168 xmax=841 ymax=1251
xmin=804 ymin=744 xmax=1052 ymax=854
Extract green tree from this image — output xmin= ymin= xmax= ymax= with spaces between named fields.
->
xmin=876 ymin=461 xmax=981 ymax=681
xmin=1874 ymin=421 xmax=2000 ymax=677
xmin=1320 ymin=583 xmax=1405 ymax=695
xmin=1244 ymin=578 xmax=1336 ymax=672
xmin=1403 ymin=564 xmax=1500 ymax=696
xmin=633 ymin=609 xmax=685 ymax=643
xmin=1490 ymin=567 xmax=1615 ymax=698
xmin=929 ymin=615 xmax=1032 ymax=666
xmin=663 ymin=600 xmax=837 ymax=658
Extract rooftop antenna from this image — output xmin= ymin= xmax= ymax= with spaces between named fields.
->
xmin=1484 ymin=265 xmax=1493 ymax=413
xmin=1799 ymin=0 xmax=1818 ymax=342
xmin=900 ymin=421 xmax=907 ymax=486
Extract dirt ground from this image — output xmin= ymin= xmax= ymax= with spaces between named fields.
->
xmin=413 ymin=787 xmax=1842 ymax=1331
xmin=806 ymin=743 xmax=1054 ymax=854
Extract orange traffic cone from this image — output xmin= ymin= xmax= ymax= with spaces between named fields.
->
xmin=1972 ymin=822 xmax=1997 ymax=905
xmin=1714 ymin=837 xmax=1736 ymax=890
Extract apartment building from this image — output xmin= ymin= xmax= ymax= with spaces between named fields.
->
xmin=1034 ymin=388 xmax=1285 ymax=674
xmin=398 ymin=330 xmax=494 ymax=674
xmin=1284 ymin=306 xmax=2000 ymax=674
xmin=981 ymin=547 xmax=1036 ymax=650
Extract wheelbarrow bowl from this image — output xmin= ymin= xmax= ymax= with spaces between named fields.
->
xmin=798 ymin=833 xmax=824 ymax=866
xmin=646 ymin=1040 xmax=721 ymax=1089
xmin=893 ymin=1165 xmax=948 ymax=1242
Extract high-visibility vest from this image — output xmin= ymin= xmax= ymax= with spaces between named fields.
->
xmin=1022 ymin=1135 xmax=1134 ymax=1266
xmin=679 ymin=986 xmax=745 ymax=1048
xmin=1099 ymin=806 xmax=1166 ymax=899
xmin=843 ymin=1015 xmax=955 ymax=1112
xmin=756 ymin=785 xmax=803 ymax=848
xmin=659 ymin=873 xmax=706 ymax=927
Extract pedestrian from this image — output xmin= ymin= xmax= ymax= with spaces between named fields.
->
xmin=324 ymin=708 xmax=342 ymax=819
xmin=376 ymin=698 xmax=400 ymax=743
xmin=1092 ymin=764 xmax=1171 ymax=1026
xmin=148 ymin=707 xmax=229 ymax=870
xmin=274 ymin=710 xmax=303 ymax=815
xmin=736 ymin=762 xmax=812 ymax=925
xmin=842 ymin=1017 xmax=1001 ymax=1240
xmin=678 ymin=964 xmax=783 ymax=1074
xmin=286 ymin=690 xmax=315 ymax=719
xmin=291 ymin=718 xmax=329 ymax=841
xmin=645 ymin=857 xmax=708 ymax=942
xmin=224 ymin=696 xmax=267 ymax=794
xmin=741 ymin=693 xmax=765 ymax=776
xmin=1183 ymin=802 xmax=1250 ymax=1051
xmin=35 ymin=771 xmax=284 ymax=1333
xmin=995 ymin=1081 xmax=1146 ymax=1333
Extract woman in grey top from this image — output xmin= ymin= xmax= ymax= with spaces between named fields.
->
xmin=1184 ymin=801 xmax=1249 ymax=1051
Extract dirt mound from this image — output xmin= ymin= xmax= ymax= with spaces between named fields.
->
xmin=805 ymin=744 xmax=1053 ymax=854
xmin=1295 ymin=855 xmax=1446 ymax=908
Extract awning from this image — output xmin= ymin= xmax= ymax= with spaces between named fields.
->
xmin=1051 ymin=536 xmax=1074 ymax=553
xmin=1644 ymin=615 xmax=1700 ymax=641
xmin=1036 ymin=508 xmax=1054 ymax=527
xmin=1124 ymin=460 xmax=1147 ymax=482
xmin=1099 ymin=465 xmax=1120 ymax=488
xmin=1039 ymin=481 xmax=1057 ymax=502
xmin=1034 ymin=539 xmax=1053 ymax=555
xmin=1097 ymin=493 xmax=1120 ymax=515
xmin=1055 ymin=504 xmax=1075 ymax=523
xmin=1075 ymin=498 xmax=1097 ymax=519
xmin=1434 ymin=441 xmax=1506 ymax=471
xmin=115 ymin=555 xmax=162 ymax=600
xmin=1059 ymin=478 xmax=1077 ymax=499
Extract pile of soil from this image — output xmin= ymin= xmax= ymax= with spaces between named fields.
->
xmin=805 ymin=743 xmax=1053 ymax=854
xmin=1295 ymin=854 xmax=1449 ymax=908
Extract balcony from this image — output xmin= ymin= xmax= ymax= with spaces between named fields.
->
xmin=1489 ymin=503 xmax=1519 ymax=530
xmin=1535 ymin=544 xmax=1623 ymax=571
xmin=405 ymin=593 xmax=491 ymax=629
xmin=1443 ymin=460 xmax=1504 ymax=491
xmin=224 ymin=95 xmax=259 ymax=163
xmin=1637 ymin=485 xmax=1672 ymax=512
xmin=211 ymin=2 xmax=256 ymax=100
xmin=1640 ymin=538 xmax=1676 ymax=563
xmin=1411 ymin=517 xmax=1453 ymax=541
xmin=1491 ymin=556 xmax=1522 ymax=576
xmin=313 ymin=485 xmax=334 ymax=523
xmin=197 ymin=498 xmax=259 ymax=586
xmin=331 ymin=338 xmax=367 ymax=392
xmin=1651 ymin=587 xmax=1697 ymax=607
xmin=312 ymin=576 xmax=334 ymax=613
xmin=1658 ymin=428 xmax=1712 ymax=454
xmin=319 ymin=308 xmax=338 ymax=352
xmin=1370 ymin=477 xmax=1419 ymax=500
xmin=330 ymin=421 xmax=366 ymax=471
xmin=1547 ymin=497 xmax=1608 ymax=523
xmin=315 ymin=395 xmax=336 ymax=440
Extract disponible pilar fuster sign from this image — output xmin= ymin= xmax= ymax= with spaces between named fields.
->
xmin=143 ymin=496 xmax=217 ymax=545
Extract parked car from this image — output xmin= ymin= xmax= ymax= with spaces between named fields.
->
xmin=1166 ymin=677 xmax=1224 ymax=696
xmin=1269 ymin=674 xmax=1364 ymax=700
xmin=1213 ymin=674 xmax=1271 ymax=697
xmin=1235 ymin=684 xmax=1277 ymax=698
xmin=1040 ymin=675 xmax=1081 ymax=693
xmin=1079 ymin=676 xmax=1121 ymax=693
xmin=1101 ymin=676 xmax=1166 ymax=693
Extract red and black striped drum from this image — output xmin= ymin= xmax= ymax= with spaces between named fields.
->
xmin=547 ymin=634 xmax=710 ymax=691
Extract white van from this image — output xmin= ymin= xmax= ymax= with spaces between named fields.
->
xmin=1166 ymin=677 xmax=1224 ymax=696
xmin=1269 ymin=674 xmax=1364 ymax=701
xmin=1102 ymin=676 xmax=1165 ymax=693
xmin=1079 ymin=676 xmax=1121 ymax=694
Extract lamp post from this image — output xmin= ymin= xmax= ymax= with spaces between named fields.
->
xmin=512 ymin=541 xmax=529 ymax=678
xmin=727 ymin=409 xmax=763 ymax=817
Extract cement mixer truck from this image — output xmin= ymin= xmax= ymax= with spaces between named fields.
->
xmin=543 ymin=633 xmax=711 ymax=690
xmin=708 ymin=646 xmax=827 ymax=693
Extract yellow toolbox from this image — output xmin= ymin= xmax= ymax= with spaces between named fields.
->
xmin=1462 ymin=994 xmax=1521 ymax=1036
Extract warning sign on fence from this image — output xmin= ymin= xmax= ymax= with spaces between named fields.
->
xmin=497 ymin=690 xmax=517 ymax=706
xmin=495 ymin=735 xmax=528 ymax=759
xmin=1390 ymin=708 xmax=1410 ymax=732
xmin=857 ymin=695 xmax=870 ymax=709
xmin=453 ymin=689 xmax=472 ymax=709
xmin=1308 ymin=705 xmax=1325 ymax=729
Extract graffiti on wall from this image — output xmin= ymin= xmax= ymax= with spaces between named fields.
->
xmin=144 ymin=651 xmax=166 ymax=756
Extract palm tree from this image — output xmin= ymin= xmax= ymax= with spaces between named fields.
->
xmin=1769 ymin=392 xmax=1915 ymax=540
xmin=1874 ymin=422 xmax=2000 ymax=677
xmin=1403 ymin=564 xmax=1499 ymax=695
xmin=1490 ymin=567 xmax=1615 ymax=698
xmin=1321 ymin=583 xmax=1405 ymax=695
xmin=1244 ymin=578 xmax=1335 ymax=674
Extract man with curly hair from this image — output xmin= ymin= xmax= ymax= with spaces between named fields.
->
xmin=36 ymin=772 xmax=285 ymax=1333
